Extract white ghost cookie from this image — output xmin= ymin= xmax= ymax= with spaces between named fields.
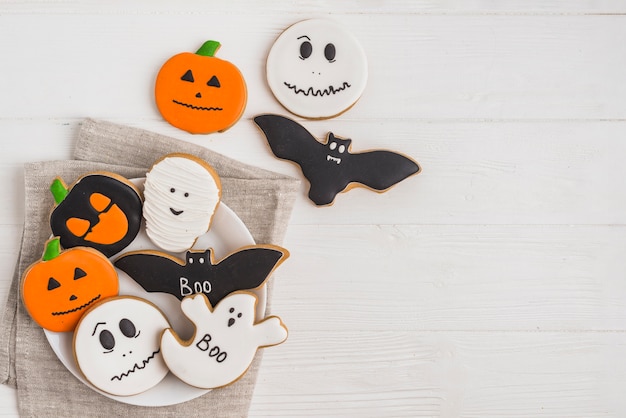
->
xmin=143 ymin=153 xmax=221 ymax=252
xmin=266 ymin=18 xmax=368 ymax=119
xmin=161 ymin=292 xmax=288 ymax=389
xmin=73 ymin=296 xmax=171 ymax=396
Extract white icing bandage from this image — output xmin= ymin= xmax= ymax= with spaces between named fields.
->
xmin=143 ymin=154 xmax=221 ymax=252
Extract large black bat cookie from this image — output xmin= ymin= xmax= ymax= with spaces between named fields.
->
xmin=254 ymin=114 xmax=421 ymax=206
xmin=114 ymin=245 xmax=288 ymax=306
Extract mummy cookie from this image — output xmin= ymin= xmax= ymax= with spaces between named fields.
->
xmin=115 ymin=245 xmax=288 ymax=306
xmin=161 ymin=292 xmax=288 ymax=389
xmin=266 ymin=18 xmax=368 ymax=119
xmin=254 ymin=114 xmax=421 ymax=206
xmin=155 ymin=40 xmax=247 ymax=134
xmin=143 ymin=154 xmax=221 ymax=252
xmin=73 ymin=296 xmax=171 ymax=396
xmin=21 ymin=237 xmax=119 ymax=332
xmin=49 ymin=172 xmax=143 ymax=258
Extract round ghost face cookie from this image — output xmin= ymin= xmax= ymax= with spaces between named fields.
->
xmin=73 ymin=296 xmax=171 ymax=396
xmin=266 ymin=18 xmax=368 ymax=119
xmin=143 ymin=153 xmax=221 ymax=253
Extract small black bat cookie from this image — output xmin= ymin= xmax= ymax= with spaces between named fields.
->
xmin=114 ymin=245 xmax=288 ymax=306
xmin=254 ymin=114 xmax=420 ymax=206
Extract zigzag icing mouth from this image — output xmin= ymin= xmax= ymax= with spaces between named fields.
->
xmin=326 ymin=155 xmax=341 ymax=164
xmin=283 ymin=81 xmax=351 ymax=97
xmin=172 ymin=100 xmax=223 ymax=111
xmin=51 ymin=295 xmax=101 ymax=316
xmin=111 ymin=349 xmax=160 ymax=381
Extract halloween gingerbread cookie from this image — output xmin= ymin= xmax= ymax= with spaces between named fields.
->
xmin=161 ymin=292 xmax=288 ymax=389
xmin=155 ymin=40 xmax=247 ymax=134
xmin=143 ymin=153 xmax=221 ymax=252
xmin=254 ymin=114 xmax=421 ymax=206
xmin=21 ymin=237 xmax=119 ymax=332
xmin=266 ymin=18 xmax=368 ymax=119
xmin=73 ymin=296 xmax=171 ymax=396
xmin=49 ymin=172 xmax=143 ymax=258
xmin=115 ymin=245 xmax=288 ymax=306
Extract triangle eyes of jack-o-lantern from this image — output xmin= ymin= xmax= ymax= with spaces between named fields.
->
xmin=49 ymin=173 xmax=143 ymax=258
xmin=180 ymin=70 xmax=221 ymax=89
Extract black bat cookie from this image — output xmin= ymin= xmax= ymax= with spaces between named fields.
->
xmin=114 ymin=245 xmax=288 ymax=306
xmin=254 ymin=114 xmax=421 ymax=206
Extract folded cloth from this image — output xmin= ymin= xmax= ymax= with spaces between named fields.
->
xmin=0 ymin=119 xmax=299 ymax=417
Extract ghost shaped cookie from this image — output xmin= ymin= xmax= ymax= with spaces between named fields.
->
xmin=161 ymin=292 xmax=288 ymax=389
xmin=266 ymin=18 xmax=368 ymax=119
xmin=73 ymin=296 xmax=171 ymax=396
xmin=143 ymin=153 xmax=221 ymax=252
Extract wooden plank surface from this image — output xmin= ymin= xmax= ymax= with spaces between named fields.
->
xmin=0 ymin=1 xmax=624 ymax=417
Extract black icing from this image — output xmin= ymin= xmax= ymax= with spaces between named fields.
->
xmin=207 ymin=75 xmax=221 ymax=88
xmin=299 ymin=41 xmax=312 ymax=60
xmin=119 ymin=318 xmax=136 ymax=338
xmin=181 ymin=69 xmax=194 ymax=83
xmin=47 ymin=277 xmax=61 ymax=291
xmin=73 ymin=267 xmax=87 ymax=280
xmin=114 ymin=247 xmax=287 ymax=306
xmin=254 ymin=114 xmax=421 ymax=206
xmin=99 ymin=329 xmax=115 ymax=351
xmin=50 ymin=174 xmax=143 ymax=258
xmin=324 ymin=43 xmax=336 ymax=61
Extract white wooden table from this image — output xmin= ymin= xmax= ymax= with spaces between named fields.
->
xmin=1 ymin=1 xmax=625 ymax=416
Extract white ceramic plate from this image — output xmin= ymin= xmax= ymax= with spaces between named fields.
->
xmin=44 ymin=179 xmax=261 ymax=406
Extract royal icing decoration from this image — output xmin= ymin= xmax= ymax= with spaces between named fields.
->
xmin=21 ymin=237 xmax=119 ymax=333
xmin=49 ymin=173 xmax=143 ymax=258
xmin=161 ymin=292 xmax=288 ymax=389
xmin=143 ymin=154 xmax=221 ymax=252
xmin=266 ymin=18 xmax=368 ymax=119
xmin=114 ymin=245 xmax=288 ymax=306
xmin=73 ymin=296 xmax=171 ymax=396
xmin=155 ymin=40 xmax=247 ymax=134
xmin=254 ymin=114 xmax=421 ymax=206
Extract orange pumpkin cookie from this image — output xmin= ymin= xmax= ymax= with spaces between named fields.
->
xmin=21 ymin=237 xmax=119 ymax=332
xmin=155 ymin=40 xmax=247 ymax=134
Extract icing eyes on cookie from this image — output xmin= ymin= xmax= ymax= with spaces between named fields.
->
xmin=324 ymin=43 xmax=336 ymax=62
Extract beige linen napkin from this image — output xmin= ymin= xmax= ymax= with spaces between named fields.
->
xmin=0 ymin=119 xmax=299 ymax=417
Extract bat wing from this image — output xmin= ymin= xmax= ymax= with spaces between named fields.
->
xmin=348 ymin=150 xmax=420 ymax=191
xmin=208 ymin=246 xmax=287 ymax=306
xmin=114 ymin=252 xmax=186 ymax=300
xmin=254 ymin=114 xmax=326 ymax=181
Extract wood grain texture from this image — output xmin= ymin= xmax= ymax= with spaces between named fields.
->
xmin=0 ymin=1 xmax=624 ymax=416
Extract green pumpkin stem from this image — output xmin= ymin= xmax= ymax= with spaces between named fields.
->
xmin=196 ymin=40 xmax=221 ymax=57
xmin=50 ymin=178 xmax=69 ymax=205
xmin=42 ymin=237 xmax=62 ymax=261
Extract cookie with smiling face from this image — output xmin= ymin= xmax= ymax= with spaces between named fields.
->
xmin=266 ymin=18 xmax=368 ymax=119
xmin=142 ymin=153 xmax=221 ymax=253
xmin=73 ymin=296 xmax=171 ymax=396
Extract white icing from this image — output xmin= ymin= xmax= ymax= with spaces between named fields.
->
xmin=73 ymin=297 xmax=171 ymax=396
xmin=143 ymin=156 xmax=220 ymax=252
xmin=161 ymin=293 xmax=287 ymax=389
xmin=266 ymin=18 xmax=368 ymax=119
